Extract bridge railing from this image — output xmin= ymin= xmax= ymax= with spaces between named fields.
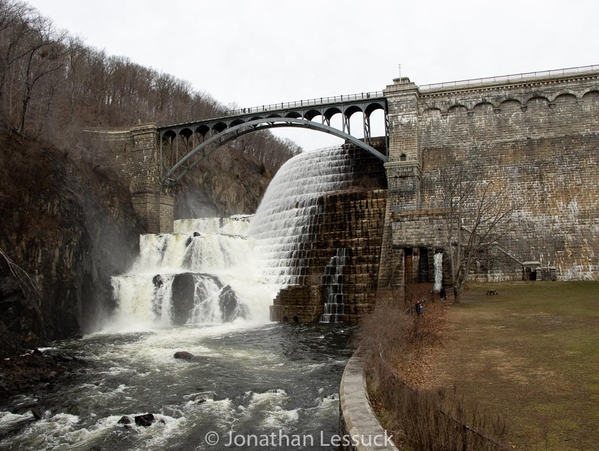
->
xmin=419 ymin=64 xmax=599 ymax=91
xmin=227 ymin=91 xmax=385 ymax=116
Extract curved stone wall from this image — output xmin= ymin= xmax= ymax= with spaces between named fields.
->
xmin=338 ymin=355 xmax=399 ymax=451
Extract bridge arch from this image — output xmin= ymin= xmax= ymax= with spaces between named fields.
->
xmin=161 ymin=117 xmax=388 ymax=186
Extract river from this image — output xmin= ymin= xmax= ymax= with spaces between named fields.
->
xmin=0 ymin=322 xmax=352 ymax=450
xmin=0 ymin=146 xmax=359 ymax=450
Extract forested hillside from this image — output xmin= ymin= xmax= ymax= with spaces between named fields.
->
xmin=0 ymin=0 xmax=298 ymax=355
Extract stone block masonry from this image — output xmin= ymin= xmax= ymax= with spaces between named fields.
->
xmin=89 ymin=66 xmax=599 ymax=292
xmin=381 ymin=68 xmax=599 ymax=284
xmin=270 ymin=147 xmax=388 ymax=323
xmin=85 ymin=123 xmax=175 ymax=233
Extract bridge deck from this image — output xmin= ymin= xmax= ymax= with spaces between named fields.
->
xmin=158 ymin=91 xmax=385 ymax=131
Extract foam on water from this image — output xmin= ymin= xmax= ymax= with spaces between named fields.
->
xmin=111 ymin=216 xmax=273 ymax=328
xmin=0 ymin=147 xmax=355 ymax=450
xmin=0 ymin=324 xmax=351 ymax=450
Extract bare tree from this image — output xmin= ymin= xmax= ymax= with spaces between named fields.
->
xmin=0 ymin=0 xmax=297 ymax=175
xmin=0 ymin=1 xmax=67 ymax=135
xmin=15 ymin=18 xmax=66 ymax=134
xmin=439 ymin=161 xmax=517 ymax=302
xmin=0 ymin=0 xmax=36 ymax=123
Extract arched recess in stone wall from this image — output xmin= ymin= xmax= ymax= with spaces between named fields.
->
xmin=523 ymin=95 xmax=551 ymax=108
xmin=471 ymin=101 xmax=496 ymax=113
xmin=498 ymin=99 xmax=524 ymax=114
xmin=447 ymin=104 xmax=469 ymax=115
xmin=582 ymin=89 xmax=599 ymax=97
xmin=553 ymin=93 xmax=579 ymax=109
xmin=580 ymin=90 xmax=599 ymax=113
xmin=421 ymin=107 xmax=442 ymax=118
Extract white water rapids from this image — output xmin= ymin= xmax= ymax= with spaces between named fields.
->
xmin=110 ymin=146 xmax=356 ymax=329
xmin=110 ymin=215 xmax=274 ymax=330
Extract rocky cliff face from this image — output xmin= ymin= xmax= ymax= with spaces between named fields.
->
xmin=0 ymin=130 xmax=282 ymax=357
xmin=0 ymin=132 xmax=141 ymax=357
xmin=173 ymin=147 xmax=273 ymax=219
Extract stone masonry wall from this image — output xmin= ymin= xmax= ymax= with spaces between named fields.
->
xmin=382 ymin=70 xmax=599 ymax=283
xmin=270 ymin=146 xmax=387 ymax=323
xmin=270 ymin=189 xmax=387 ymax=323
xmin=86 ymin=124 xmax=175 ymax=234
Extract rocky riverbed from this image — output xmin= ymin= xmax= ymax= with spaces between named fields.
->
xmin=0 ymin=348 xmax=87 ymax=405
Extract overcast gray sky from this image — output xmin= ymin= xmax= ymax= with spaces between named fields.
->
xmin=25 ymin=0 xmax=599 ymax=150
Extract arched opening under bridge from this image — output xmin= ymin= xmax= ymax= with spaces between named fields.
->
xmin=161 ymin=117 xmax=388 ymax=186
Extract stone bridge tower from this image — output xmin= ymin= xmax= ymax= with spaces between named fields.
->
xmin=377 ymin=77 xmax=422 ymax=293
xmin=93 ymin=123 xmax=174 ymax=234
xmin=127 ymin=124 xmax=174 ymax=234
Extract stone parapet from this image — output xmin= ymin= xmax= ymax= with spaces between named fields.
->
xmin=339 ymin=355 xmax=399 ymax=451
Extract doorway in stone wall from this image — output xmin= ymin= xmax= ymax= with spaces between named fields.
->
xmin=419 ymin=246 xmax=430 ymax=283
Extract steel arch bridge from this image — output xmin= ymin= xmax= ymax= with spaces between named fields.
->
xmin=157 ymin=92 xmax=388 ymax=186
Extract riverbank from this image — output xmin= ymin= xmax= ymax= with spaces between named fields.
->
xmin=0 ymin=348 xmax=88 ymax=404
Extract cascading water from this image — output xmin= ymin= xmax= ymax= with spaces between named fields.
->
xmin=248 ymin=146 xmax=355 ymax=290
xmin=320 ymin=248 xmax=347 ymax=323
xmin=112 ymin=146 xmax=356 ymax=328
xmin=110 ymin=215 xmax=272 ymax=328
xmin=434 ymin=251 xmax=443 ymax=292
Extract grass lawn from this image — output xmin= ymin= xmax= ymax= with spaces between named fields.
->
xmin=430 ymin=281 xmax=599 ymax=450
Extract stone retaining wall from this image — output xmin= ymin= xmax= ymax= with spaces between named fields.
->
xmin=338 ymin=355 xmax=399 ymax=451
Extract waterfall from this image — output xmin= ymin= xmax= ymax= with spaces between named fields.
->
xmin=434 ymin=252 xmax=443 ymax=292
xmin=111 ymin=146 xmax=356 ymax=329
xmin=110 ymin=216 xmax=271 ymax=329
xmin=320 ymin=248 xmax=347 ymax=323
xmin=247 ymin=146 xmax=354 ymax=288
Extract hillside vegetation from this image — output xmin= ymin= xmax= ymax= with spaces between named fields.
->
xmin=0 ymin=0 xmax=298 ymax=216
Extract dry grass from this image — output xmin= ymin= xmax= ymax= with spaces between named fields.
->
xmin=355 ymin=286 xmax=509 ymax=450
xmin=428 ymin=281 xmax=599 ymax=451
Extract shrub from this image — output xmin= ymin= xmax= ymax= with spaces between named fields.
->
xmin=354 ymin=296 xmax=509 ymax=451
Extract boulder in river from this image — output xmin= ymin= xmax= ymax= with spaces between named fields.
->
xmin=134 ymin=413 xmax=163 ymax=427
xmin=174 ymin=351 xmax=194 ymax=360
xmin=218 ymin=285 xmax=249 ymax=322
xmin=117 ymin=415 xmax=133 ymax=426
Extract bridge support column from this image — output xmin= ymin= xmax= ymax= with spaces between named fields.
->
xmin=129 ymin=124 xmax=174 ymax=234
xmin=384 ymin=76 xmax=422 ymax=208
xmin=131 ymin=190 xmax=174 ymax=234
